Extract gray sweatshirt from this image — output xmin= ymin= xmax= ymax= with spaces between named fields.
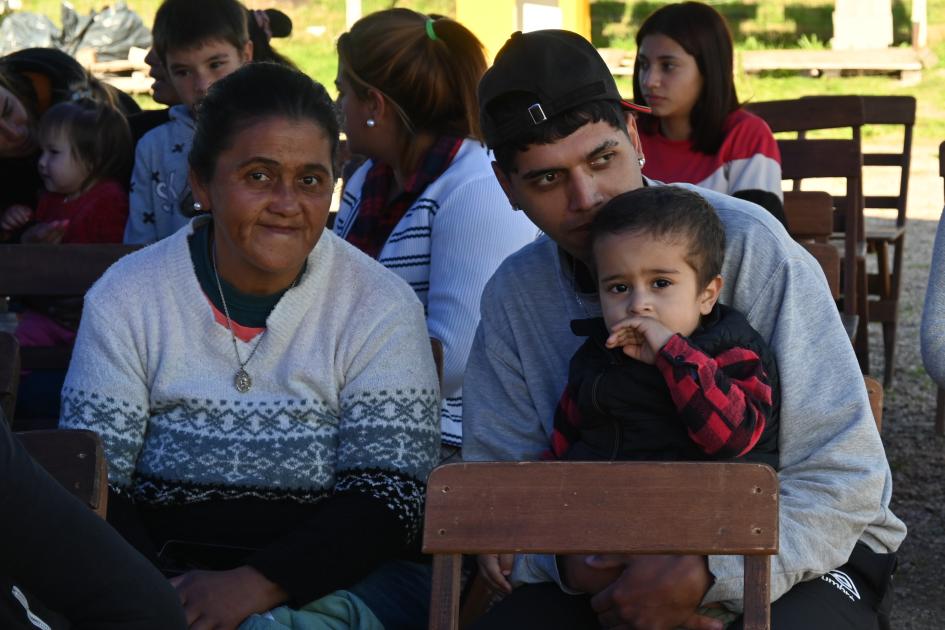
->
xmin=922 ymin=209 xmax=945 ymax=386
xmin=463 ymin=183 xmax=906 ymax=611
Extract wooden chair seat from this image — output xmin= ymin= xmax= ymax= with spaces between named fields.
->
xmin=424 ymin=461 xmax=779 ymax=630
xmin=15 ymin=429 xmax=108 ymax=518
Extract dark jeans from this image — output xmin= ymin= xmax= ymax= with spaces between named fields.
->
xmin=470 ymin=544 xmax=897 ymax=630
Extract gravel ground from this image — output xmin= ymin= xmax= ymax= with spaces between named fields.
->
xmin=862 ymin=138 xmax=944 ymax=629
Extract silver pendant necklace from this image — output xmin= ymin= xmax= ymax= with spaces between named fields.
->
xmin=210 ymin=246 xmax=263 ymax=393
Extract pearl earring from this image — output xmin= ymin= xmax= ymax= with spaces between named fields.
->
xmin=366 ymin=118 xmax=376 ymax=128
xmin=193 ymin=201 xmax=203 ymax=212
xmin=638 ymin=156 xmax=646 ymax=168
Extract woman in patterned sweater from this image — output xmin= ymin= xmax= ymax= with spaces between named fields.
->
xmin=59 ymin=63 xmax=440 ymax=630
xmin=631 ymin=2 xmax=785 ymax=224
xmin=333 ymin=9 xmax=538 ymax=450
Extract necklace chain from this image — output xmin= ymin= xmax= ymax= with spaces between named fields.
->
xmin=210 ymin=243 xmax=299 ymax=392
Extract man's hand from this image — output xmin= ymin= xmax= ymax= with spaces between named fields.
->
xmin=559 ymin=554 xmax=624 ymax=594
xmin=587 ymin=554 xmax=721 ymax=630
xmin=477 ymin=553 xmax=515 ymax=593
xmin=21 ymin=219 xmax=69 ymax=244
xmin=605 ymin=317 xmax=674 ymax=365
xmin=0 ymin=204 xmax=32 ymax=231
xmin=170 ymin=565 xmax=287 ymax=630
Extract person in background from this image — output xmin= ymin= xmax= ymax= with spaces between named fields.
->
xmin=128 ymin=6 xmax=295 ymax=143
xmin=632 ymin=2 xmax=785 ymax=224
xmin=123 ymin=0 xmax=253 ymax=244
xmin=2 ymin=99 xmax=132 ymax=407
xmin=333 ymin=8 xmax=538 ymax=453
xmin=0 ymin=411 xmax=187 ymax=629
xmin=0 ymin=47 xmax=136 ymax=237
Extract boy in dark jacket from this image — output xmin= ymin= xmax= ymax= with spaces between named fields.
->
xmin=548 ymin=186 xmax=779 ymax=467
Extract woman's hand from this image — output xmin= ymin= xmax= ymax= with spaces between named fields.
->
xmin=21 ymin=219 xmax=68 ymax=244
xmin=605 ymin=316 xmax=674 ymax=365
xmin=0 ymin=204 xmax=32 ymax=231
xmin=170 ymin=565 xmax=287 ymax=630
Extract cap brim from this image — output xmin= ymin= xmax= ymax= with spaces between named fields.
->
xmin=620 ymin=99 xmax=651 ymax=114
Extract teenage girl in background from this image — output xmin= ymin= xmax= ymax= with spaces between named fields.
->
xmin=632 ymin=1 xmax=785 ymax=224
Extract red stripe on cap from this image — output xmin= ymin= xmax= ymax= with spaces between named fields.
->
xmin=620 ymin=99 xmax=651 ymax=114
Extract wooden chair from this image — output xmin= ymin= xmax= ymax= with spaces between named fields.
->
xmin=747 ymin=97 xmax=869 ymax=370
xmin=800 ymin=96 xmax=915 ymax=385
xmin=423 ymin=461 xmax=779 ymax=630
xmin=0 ymin=243 xmax=139 ymax=372
xmin=14 ymin=429 xmax=108 ymax=518
xmin=0 ymin=331 xmax=19 ymax=423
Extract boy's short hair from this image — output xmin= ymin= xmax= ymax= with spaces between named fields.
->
xmin=152 ymin=0 xmax=249 ymax=63
xmin=590 ymin=186 xmax=725 ymax=288
xmin=478 ymin=29 xmax=649 ymax=173
xmin=40 ymin=98 xmax=133 ymax=189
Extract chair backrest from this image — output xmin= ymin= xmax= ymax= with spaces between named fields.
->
xmin=746 ymin=96 xmax=865 ymax=220
xmin=0 ymin=244 xmax=138 ymax=370
xmin=0 ymin=332 xmax=19 ymax=423
xmin=807 ymin=95 xmax=915 ymax=228
xmin=777 ymin=138 xmax=862 ymax=317
xmin=783 ymin=191 xmax=841 ymax=299
xmin=423 ymin=461 xmax=779 ymax=630
xmin=15 ymin=429 xmax=108 ymax=518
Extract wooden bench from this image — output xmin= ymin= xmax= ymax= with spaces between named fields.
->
xmin=424 ymin=461 xmax=779 ymax=630
xmin=0 ymin=244 xmax=139 ymax=371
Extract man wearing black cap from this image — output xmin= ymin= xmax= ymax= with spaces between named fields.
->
xmin=463 ymin=30 xmax=903 ymax=630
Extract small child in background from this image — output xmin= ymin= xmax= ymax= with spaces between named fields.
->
xmin=123 ymin=0 xmax=253 ymax=244
xmin=479 ymin=187 xmax=780 ymax=618
xmin=10 ymin=98 xmax=131 ymax=244
xmin=2 ymin=97 xmax=133 ymax=422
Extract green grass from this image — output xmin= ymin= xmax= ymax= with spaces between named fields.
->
xmin=13 ymin=0 xmax=945 ymax=145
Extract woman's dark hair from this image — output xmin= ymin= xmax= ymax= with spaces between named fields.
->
xmin=189 ymin=63 xmax=340 ymax=183
xmin=152 ymin=0 xmax=249 ymax=64
xmin=247 ymin=8 xmax=297 ymax=69
xmin=0 ymin=48 xmax=124 ymax=124
xmin=336 ymin=8 xmax=486 ymax=168
xmin=632 ymin=2 xmax=739 ymax=155
xmin=590 ymin=186 xmax=725 ymax=288
xmin=40 ymin=98 xmax=133 ymax=190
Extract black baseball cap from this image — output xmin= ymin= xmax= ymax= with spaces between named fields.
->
xmin=479 ymin=29 xmax=650 ymax=149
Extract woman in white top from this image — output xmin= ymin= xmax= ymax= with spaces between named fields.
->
xmin=333 ymin=8 xmax=538 ymax=450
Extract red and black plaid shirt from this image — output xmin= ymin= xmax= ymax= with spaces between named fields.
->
xmin=548 ymin=333 xmax=773 ymax=461
xmin=343 ymin=135 xmax=464 ymax=259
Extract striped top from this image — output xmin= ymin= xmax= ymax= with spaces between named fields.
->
xmin=335 ymin=139 xmax=539 ymax=446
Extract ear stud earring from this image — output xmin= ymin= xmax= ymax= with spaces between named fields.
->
xmin=366 ymin=118 xmax=376 ymax=128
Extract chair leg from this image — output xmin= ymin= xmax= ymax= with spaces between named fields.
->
xmin=854 ymin=256 xmax=870 ymax=374
xmin=882 ymin=321 xmax=897 ymax=388
xmin=936 ymin=387 xmax=945 ymax=437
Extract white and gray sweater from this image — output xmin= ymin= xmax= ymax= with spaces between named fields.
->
xmin=61 ymin=220 xmax=440 ymax=537
xmin=335 ymin=139 xmax=538 ymax=446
